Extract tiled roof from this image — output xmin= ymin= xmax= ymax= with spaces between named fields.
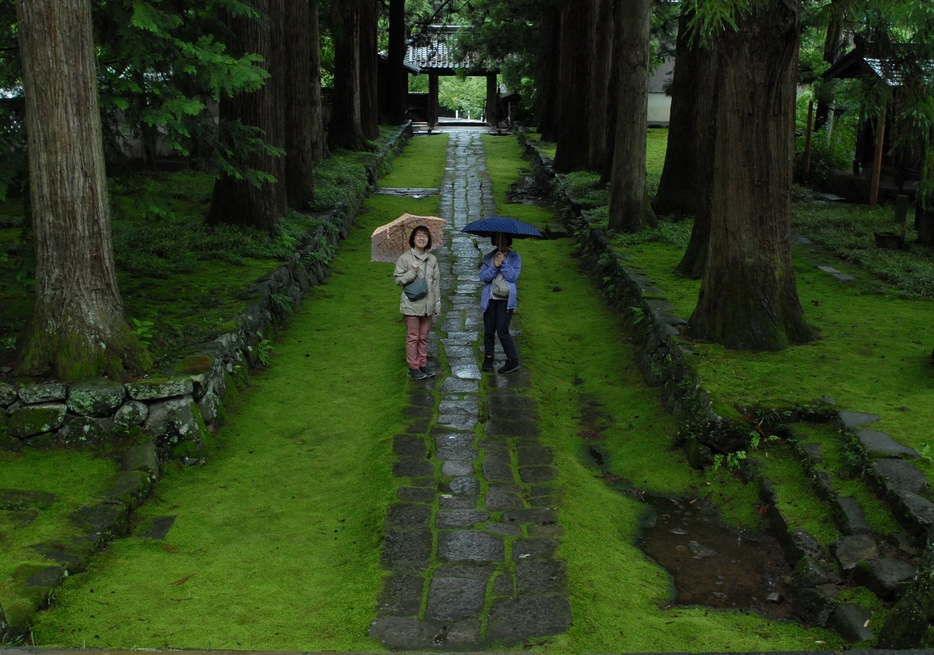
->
xmin=405 ymin=27 xmax=478 ymax=71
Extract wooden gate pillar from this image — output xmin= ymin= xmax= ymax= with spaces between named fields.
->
xmin=428 ymin=73 xmax=439 ymax=129
xmin=486 ymin=73 xmax=498 ymax=127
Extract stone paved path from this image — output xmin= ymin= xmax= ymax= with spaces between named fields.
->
xmin=368 ymin=130 xmax=572 ymax=649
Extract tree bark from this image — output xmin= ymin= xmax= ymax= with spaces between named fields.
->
xmin=207 ymin=1 xmax=287 ymax=232
xmin=358 ymin=0 xmax=380 ymax=140
xmin=15 ymin=0 xmax=151 ymax=380
xmin=329 ymin=0 xmax=369 ymax=150
xmin=607 ymin=0 xmax=656 ymax=232
xmin=686 ymin=0 xmax=814 ymax=350
xmin=652 ymin=11 xmax=719 ymax=278
xmin=283 ymin=0 xmax=315 ymax=210
xmin=552 ymin=2 xmax=591 ymax=173
xmin=309 ymin=0 xmax=327 ymax=162
xmin=386 ymin=0 xmax=408 ymax=125
xmin=536 ymin=5 xmax=561 ymax=141
xmin=589 ymin=0 xmax=617 ymax=180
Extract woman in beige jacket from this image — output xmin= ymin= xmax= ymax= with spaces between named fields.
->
xmin=393 ymin=226 xmax=441 ymax=379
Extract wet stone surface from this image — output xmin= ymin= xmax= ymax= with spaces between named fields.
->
xmin=371 ymin=129 xmax=568 ymax=648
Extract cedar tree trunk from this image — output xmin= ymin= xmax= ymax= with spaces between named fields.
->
xmin=283 ymin=0 xmax=315 ymax=209
xmin=686 ymin=0 xmax=814 ymax=350
xmin=386 ymin=0 xmax=408 ymax=125
xmin=309 ymin=0 xmax=328 ymax=162
xmin=536 ymin=5 xmax=561 ymax=141
xmin=552 ymin=2 xmax=591 ymax=173
xmin=15 ymin=0 xmax=151 ymax=380
xmin=207 ymin=1 xmax=287 ymax=232
xmin=359 ymin=0 xmax=379 ymax=140
xmin=588 ymin=0 xmax=617 ymax=179
xmin=607 ymin=0 xmax=656 ymax=232
xmin=329 ymin=0 xmax=368 ymax=150
xmin=653 ymin=11 xmax=719 ymax=278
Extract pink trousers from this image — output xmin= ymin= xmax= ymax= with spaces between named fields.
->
xmin=405 ymin=315 xmax=432 ymax=369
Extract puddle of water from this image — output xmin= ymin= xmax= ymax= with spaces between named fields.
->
xmin=638 ymin=494 xmax=795 ymax=620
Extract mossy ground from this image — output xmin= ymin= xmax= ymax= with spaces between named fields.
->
xmin=26 ymin=135 xmax=450 ymax=652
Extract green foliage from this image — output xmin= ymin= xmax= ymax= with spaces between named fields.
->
xmin=255 ymin=337 xmax=272 ymax=365
xmin=130 ymin=318 xmax=155 ymax=347
xmin=794 ymin=122 xmax=856 ymax=185
xmin=310 ymin=156 xmax=369 ymax=212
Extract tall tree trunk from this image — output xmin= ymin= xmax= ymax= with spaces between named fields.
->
xmin=653 ymin=11 xmax=719 ymax=278
xmin=588 ymin=0 xmax=617 ymax=179
xmin=553 ymin=2 xmax=591 ymax=172
xmin=329 ymin=0 xmax=368 ymax=150
xmin=686 ymin=0 xmax=814 ymax=350
xmin=607 ymin=0 xmax=656 ymax=232
xmin=536 ymin=5 xmax=561 ymax=141
xmin=386 ymin=0 xmax=408 ymax=125
xmin=15 ymin=0 xmax=151 ymax=380
xmin=283 ymin=0 xmax=315 ymax=210
xmin=309 ymin=0 xmax=328 ymax=162
xmin=207 ymin=1 xmax=286 ymax=232
xmin=358 ymin=0 xmax=379 ymax=140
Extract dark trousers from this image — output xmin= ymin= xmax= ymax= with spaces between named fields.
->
xmin=483 ymin=299 xmax=518 ymax=361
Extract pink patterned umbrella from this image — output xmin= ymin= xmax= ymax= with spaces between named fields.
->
xmin=371 ymin=213 xmax=446 ymax=263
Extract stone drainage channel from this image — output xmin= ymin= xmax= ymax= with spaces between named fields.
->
xmin=367 ymin=129 xmax=572 ymax=649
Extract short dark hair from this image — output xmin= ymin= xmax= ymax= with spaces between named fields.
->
xmin=409 ymin=226 xmax=432 ymax=249
xmin=491 ymin=233 xmax=513 ymax=249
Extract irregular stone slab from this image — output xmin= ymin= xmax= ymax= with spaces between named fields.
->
xmin=8 ymin=403 xmax=68 ymax=438
xmin=393 ymin=435 xmax=428 ymax=458
xmin=451 ymin=364 xmax=482 ymax=380
xmin=114 ymin=400 xmax=149 ymax=427
xmin=855 ymin=557 xmax=917 ymax=598
xmin=437 ymin=509 xmax=489 ymax=528
xmin=871 ymin=458 xmax=928 ymax=494
xmin=516 ymin=559 xmax=566 ymax=594
xmin=493 ymin=572 xmax=514 ymax=596
xmin=433 ymin=564 xmax=496 ymax=581
xmin=66 ymin=377 xmax=126 ymax=417
xmin=0 ymin=489 xmax=58 ymax=510
xmin=18 ymin=383 xmax=67 ymax=404
xmin=486 ymin=595 xmax=572 ymax=642
xmin=502 ymin=508 xmax=558 ymax=524
xmin=438 ymin=414 xmax=478 ymax=431
xmin=59 ymin=417 xmax=111 ymax=446
xmin=385 ymin=503 xmax=432 ymax=529
xmin=520 ymin=466 xmax=557 ymax=483
xmin=513 ymin=537 xmax=560 ymax=561
xmin=442 ymin=460 xmax=475 ymax=477
xmin=439 ymin=494 xmax=478 ymax=509
xmin=485 ymin=419 xmax=540 ymax=438
xmin=856 ymin=429 xmax=918 ymax=459
xmin=486 ymin=489 xmax=524 ymax=511
xmin=438 ymin=530 xmax=504 ymax=563
xmin=436 ymin=433 xmax=477 ymax=460
xmin=144 ymin=397 xmax=206 ymax=454
xmin=482 ymin=460 xmax=515 ymax=483
xmin=835 ymin=496 xmax=872 ymax=535
xmin=439 ymin=398 xmax=480 ymax=415
xmin=393 ymin=459 xmax=434 ymax=478
xmin=70 ymin=504 xmax=129 ymax=544
xmin=829 ymin=603 xmax=874 ymax=643
xmin=425 ymin=576 xmax=487 ymax=620
xmin=406 ymin=405 xmax=434 ymax=420
xmin=833 ymin=534 xmax=878 ymax=570
xmin=440 ymin=377 xmax=479 ymax=394
xmin=448 ymin=477 xmax=481 ymax=496
xmin=840 ymin=411 xmax=880 ymax=430
xmin=487 ymin=523 xmax=522 ymax=536
xmin=126 ymin=378 xmax=194 ymax=401
xmin=0 ymin=382 xmax=17 ymax=406
xmin=134 ymin=515 xmax=176 ymax=540
xmin=368 ymin=616 xmax=480 ymax=650
xmin=791 ymin=585 xmax=838 ymax=627
xmin=397 ymin=487 xmax=436 ymax=503
xmin=376 ymin=573 xmax=424 ymax=617
xmin=517 ymin=446 xmax=555 ymax=467
xmin=892 ymin=490 xmax=934 ymax=537
xmin=103 ymin=471 xmax=152 ymax=509
xmin=380 ymin=530 xmax=432 ymax=571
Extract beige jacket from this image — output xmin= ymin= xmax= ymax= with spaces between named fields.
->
xmin=394 ymin=249 xmax=441 ymax=316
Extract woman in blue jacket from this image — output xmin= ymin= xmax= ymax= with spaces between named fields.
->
xmin=479 ymin=233 xmax=520 ymax=374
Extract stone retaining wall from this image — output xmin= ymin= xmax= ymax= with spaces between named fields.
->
xmin=516 ymin=129 xmax=934 ymax=644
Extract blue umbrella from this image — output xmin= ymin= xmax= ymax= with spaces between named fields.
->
xmin=460 ymin=216 xmax=543 ymax=239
